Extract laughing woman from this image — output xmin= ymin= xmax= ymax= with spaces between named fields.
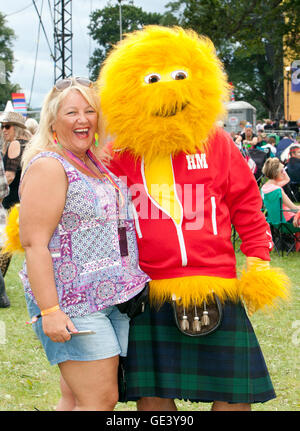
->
xmin=19 ymin=77 xmax=149 ymax=410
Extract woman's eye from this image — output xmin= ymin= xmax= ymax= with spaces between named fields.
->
xmin=171 ymin=70 xmax=188 ymax=80
xmin=144 ymin=73 xmax=161 ymax=84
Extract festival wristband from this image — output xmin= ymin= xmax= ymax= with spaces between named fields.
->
xmin=25 ymin=304 xmax=60 ymax=325
xmin=41 ymin=304 xmax=60 ymax=316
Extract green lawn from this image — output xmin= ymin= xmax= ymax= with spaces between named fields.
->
xmin=0 ymin=252 xmax=299 ymax=411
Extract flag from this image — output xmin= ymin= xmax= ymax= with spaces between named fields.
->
xmin=11 ymin=93 xmax=27 ymax=117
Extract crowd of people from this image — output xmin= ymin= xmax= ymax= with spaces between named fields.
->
xmin=231 ymin=120 xmax=300 ymax=201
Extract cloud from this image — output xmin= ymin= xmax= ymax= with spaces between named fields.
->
xmin=2 ymin=0 xmax=168 ymax=108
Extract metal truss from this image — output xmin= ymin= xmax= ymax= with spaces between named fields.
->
xmin=53 ymin=0 xmax=73 ymax=82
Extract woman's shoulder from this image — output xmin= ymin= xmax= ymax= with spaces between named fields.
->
xmin=20 ymin=154 xmax=69 ymax=198
xmin=7 ymin=140 xmax=21 ymax=159
xmin=30 ymin=151 xmax=71 ymax=168
xmin=261 ymin=182 xmax=281 ymax=194
xmin=24 ymin=152 xmax=69 ymax=178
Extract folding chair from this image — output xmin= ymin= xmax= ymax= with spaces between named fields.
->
xmin=262 ymin=188 xmax=300 ymax=256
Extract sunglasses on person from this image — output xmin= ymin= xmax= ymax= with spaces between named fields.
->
xmin=54 ymin=77 xmax=92 ymax=91
xmin=1 ymin=124 xmax=12 ymax=130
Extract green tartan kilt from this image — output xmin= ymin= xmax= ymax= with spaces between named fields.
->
xmin=121 ymin=301 xmax=276 ymax=404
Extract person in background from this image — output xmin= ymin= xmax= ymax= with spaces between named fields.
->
xmin=25 ymin=118 xmax=39 ymax=136
xmin=19 ymin=77 xmax=149 ymax=411
xmin=276 ymin=132 xmax=294 ymax=160
xmin=240 ymin=123 xmax=257 ymax=146
xmin=0 ymin=112 xmax=31 ymax=279
xmin=258 ymin=136 xmax=277 ymax=157
xmin=261 ymin=158 xmax=300 ymax=228
xmin=285 ymin=146 xmax=300 ymax=201
xmin=278 ymin=119 xmax=288 ymax=130
xmin=0 ymin=111 xmax=31 ymax=210
xmin=0 ymin=151 xmax=10 ymax=308
xmin=263 ymin=119 xmax=274 ymax=130
xmin=256 ymin=120 xmax=264 ymax=133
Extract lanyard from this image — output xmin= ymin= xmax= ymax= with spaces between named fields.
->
xmin=63 ymin=148 xmax=124 ymax=207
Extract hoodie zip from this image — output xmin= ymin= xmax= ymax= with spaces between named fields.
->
xmin=141 ymin=157 xmax=188 ymax=267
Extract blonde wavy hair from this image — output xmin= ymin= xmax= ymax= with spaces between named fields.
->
xmin=22 ymin=79 xmax=106 ymax=171
xmin=262 ymin=157 xmax=282 ymax=180
xmin=13 ymin=125 xmax=32 ymax=141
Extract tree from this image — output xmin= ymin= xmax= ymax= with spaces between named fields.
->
xmin=165 ymin=0 xmax=300 ymax=119
xmin=0 ymin=12 xmax=20 ymax=111
xmin=88 ymin=1 xmax=164 ymax=81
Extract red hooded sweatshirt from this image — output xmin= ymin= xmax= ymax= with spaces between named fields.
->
xmin=107 ymin=128 xmax=272 ymax=281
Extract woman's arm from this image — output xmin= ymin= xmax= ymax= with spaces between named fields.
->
xmin=0 ymin=154 xmax=9 ymax=200
xmin=19 ymin=157 xmax=77 ymax=342
xmin=281 ymin=189 xmax=300 ymax=211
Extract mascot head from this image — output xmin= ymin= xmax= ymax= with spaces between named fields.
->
xmin=98 ymin=25 xmax=229 ymax=161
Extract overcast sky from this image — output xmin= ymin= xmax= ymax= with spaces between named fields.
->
xmin=1 ymin=0 xmax=169 ymax=110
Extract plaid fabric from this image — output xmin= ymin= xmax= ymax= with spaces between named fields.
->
xmin=122 ymin=301 xmax=276 ymax=404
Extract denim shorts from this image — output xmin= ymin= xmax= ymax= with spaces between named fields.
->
xmin=25 ymin=295 xmax=130 ymax=366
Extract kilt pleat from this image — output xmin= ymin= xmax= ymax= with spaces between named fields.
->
xmin=122 ymin=301 xmax=276 ymax=404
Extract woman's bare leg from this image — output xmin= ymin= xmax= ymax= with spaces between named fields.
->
xmin=58 ymin=355 xmax=119 ymax=411
xmin=56 ymin=374 xmax=76 ymax=411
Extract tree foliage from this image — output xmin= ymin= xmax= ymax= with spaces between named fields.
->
xmin=88 ymin=1 xmax=164 ymax=81
xmin=165 ymin=0 xmax=300 ymax=118
xmin=0 ymin=12 xmax=20 ymax=111
xmin=88 ymin=0 xmax=299 ymax=118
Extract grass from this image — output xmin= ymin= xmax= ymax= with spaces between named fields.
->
xmin=0 ymin=252 xmax=299 ymax=411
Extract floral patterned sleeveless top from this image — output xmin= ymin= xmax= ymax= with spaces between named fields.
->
xmin=20 ymin=151 xmax=150 ymax=317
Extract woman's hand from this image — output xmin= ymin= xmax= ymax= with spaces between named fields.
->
xmin=292 ymin=211 xmax=300 ymax=228
xmin=42 ymin=309 xmax=78 ymax=343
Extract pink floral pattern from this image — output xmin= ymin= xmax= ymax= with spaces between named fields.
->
xmin=20 ymin=152 xmax=150 ymax=317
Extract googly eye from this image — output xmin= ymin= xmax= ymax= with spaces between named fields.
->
xmin=171 ymin=70 xmax=188 ymax=80
xmin=144 ymin=73 xmax=161 ymax=84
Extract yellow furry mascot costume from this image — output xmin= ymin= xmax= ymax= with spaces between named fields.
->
xmin=98 ymin=26 xmax=289 ymax=313
xmin=97 ymin=25 xmax=289 ymax=407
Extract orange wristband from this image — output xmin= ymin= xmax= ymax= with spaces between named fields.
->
xmin=41 ymin=305 xmax=60 ymax=316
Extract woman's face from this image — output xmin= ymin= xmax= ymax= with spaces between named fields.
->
xmin=1 ymin=123 xmax=15 ymax=144
xmin=276 ymin=165 xmax=289 ymax=182
xmin=52 ymin=89 xmax=98 ymax=157
xmin=245 ymin=128 xmax=253 ymax=138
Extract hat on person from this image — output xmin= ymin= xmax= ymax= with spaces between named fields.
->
xmin=0 ymin=111 xmax=26 ymax=129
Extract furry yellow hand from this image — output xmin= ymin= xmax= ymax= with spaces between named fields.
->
xmin=240 ymin=257 xmax=290 ymax=315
